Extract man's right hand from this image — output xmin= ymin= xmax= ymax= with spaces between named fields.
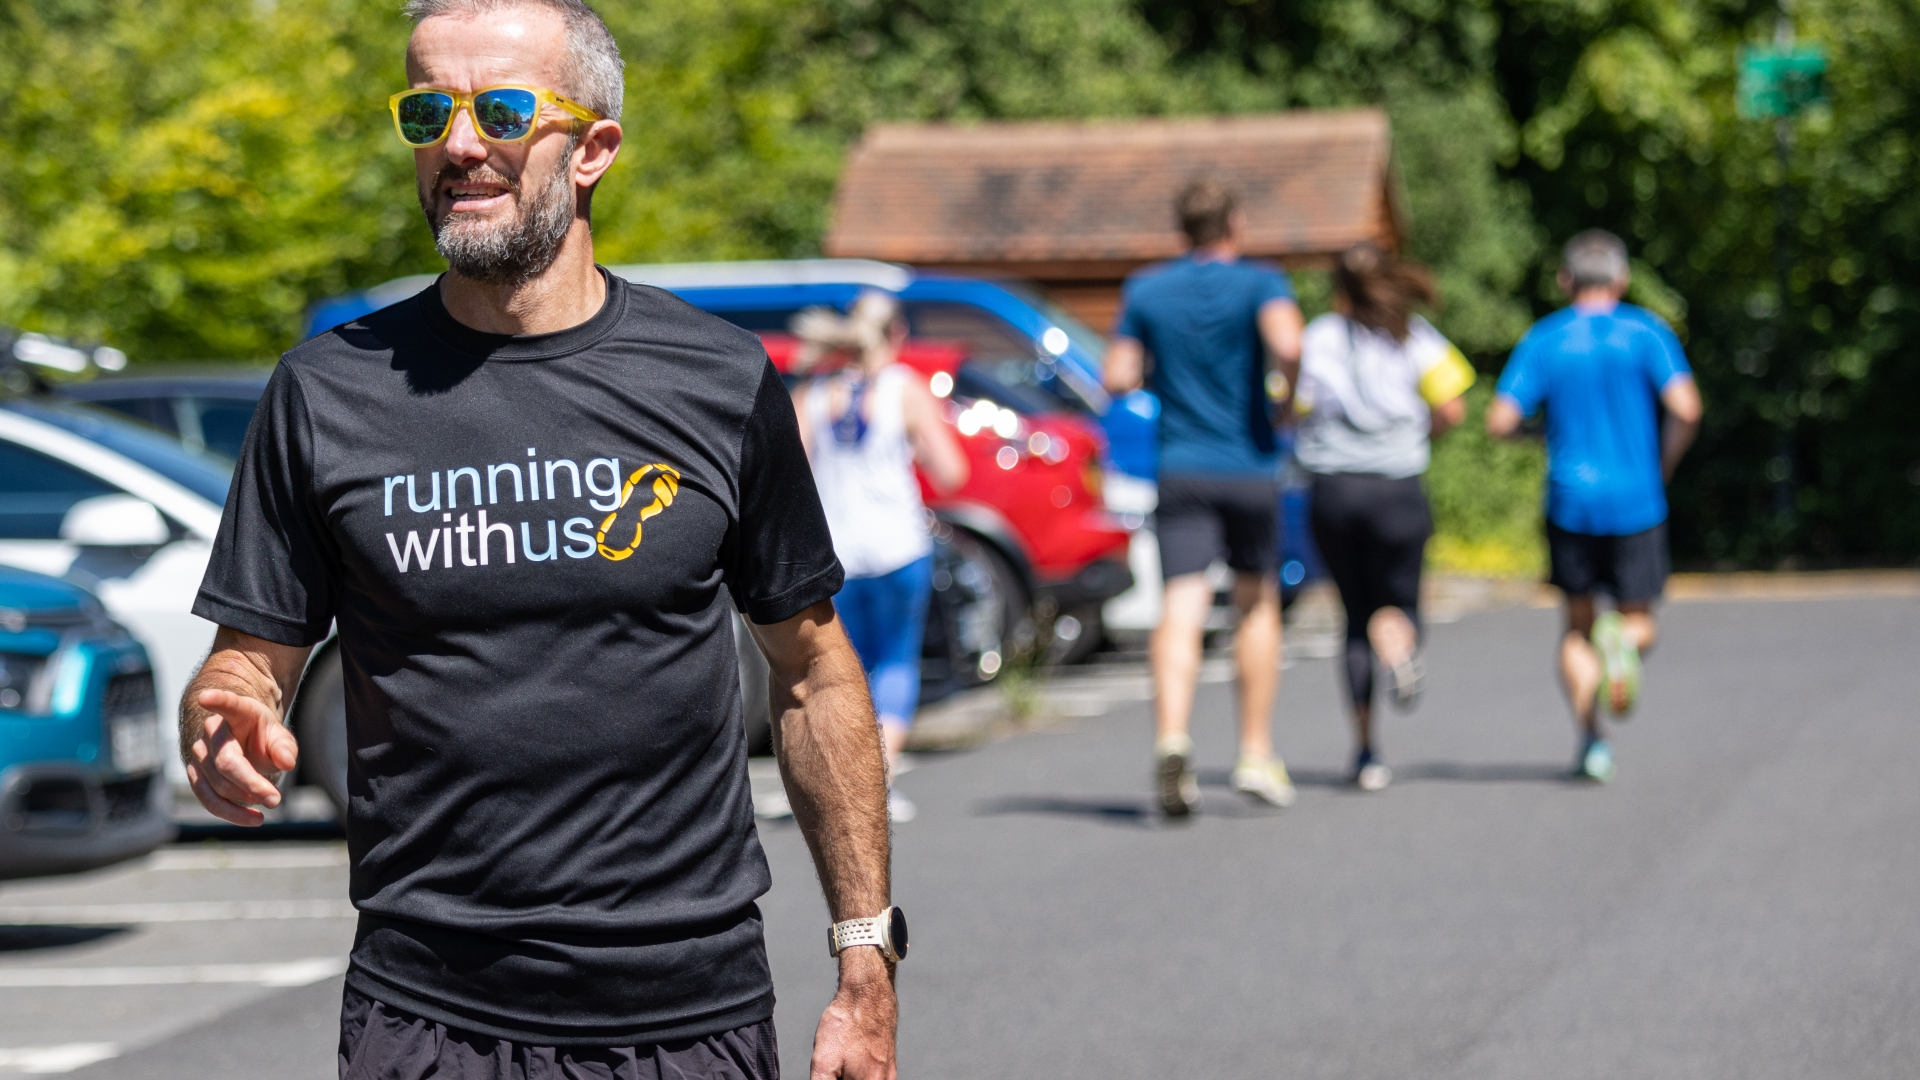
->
xmin=180 ymin=627 xmax=312 ymax=826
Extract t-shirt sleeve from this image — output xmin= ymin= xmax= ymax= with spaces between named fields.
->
xmin=725 ymin=360 xmax=844 ymax=624
xmin=1410 ymin=320 xmax=1476 ymax=406
xmin=1642 ymin=316 xmax=1693 ymax=391
xmin=1257 ymin=266 xmax=1297 ymax=307
xmin=1494 ymin=332 xmax=1546 ymax=417
xmin=191 ymin=361 xmax=340 ymax=646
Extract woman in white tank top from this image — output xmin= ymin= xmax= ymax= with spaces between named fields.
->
xmin=792 ymin=291 xmax=968 ymax=821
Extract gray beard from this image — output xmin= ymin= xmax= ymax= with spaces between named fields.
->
xmin=426 ymin=143 xmax=577 ymax=286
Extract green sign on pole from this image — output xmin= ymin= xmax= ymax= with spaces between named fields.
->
xmin=1738 ymin=45 xmax=1828 ymax=120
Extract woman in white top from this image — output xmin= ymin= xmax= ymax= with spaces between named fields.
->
xmin=1293 ymin=244 xmax=1474 ymax=792
xmin=792 ymin=291 xmax=968 ymax=822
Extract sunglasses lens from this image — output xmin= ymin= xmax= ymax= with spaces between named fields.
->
xmin=397 ymin=92 xmax=454 ymax=145
xmin=473 ymin=89 xmax=539 ymax=141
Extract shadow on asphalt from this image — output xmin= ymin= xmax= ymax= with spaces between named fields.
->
xmin=1391 ymin=760 xmax=1575 ymax=783
xmin=1275 ymin=762 xmax=1575 ymax=788
xmin=0 ymin=925 xmax=128 ymax=951
xmin=974 ymin=796 xmax=1149 ymax=824
xmin=973 ymin=792 xmax=1290 ymax=825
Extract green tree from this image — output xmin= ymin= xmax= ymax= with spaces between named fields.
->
xmin=6 ymin=0 xmax=1916 ymax=565
xmin=0 ymin=0 xmax=429 ymax=359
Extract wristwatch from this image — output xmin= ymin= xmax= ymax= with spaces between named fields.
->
xmin=828 ymin=906 xmax=908 ymax=962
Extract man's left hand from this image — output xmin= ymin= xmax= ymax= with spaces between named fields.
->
xmin=811 ymin=949 xmax=897 ymax=1079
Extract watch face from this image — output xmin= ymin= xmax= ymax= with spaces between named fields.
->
xmin=888 ymin=907 xmax=909 ymax=959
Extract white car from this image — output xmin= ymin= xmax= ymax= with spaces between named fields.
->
xmin=0 ymin=396 xmax=232 ymax=794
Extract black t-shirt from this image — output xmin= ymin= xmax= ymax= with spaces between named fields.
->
xmin=193 ymin=271 xmax=842 ymax=1044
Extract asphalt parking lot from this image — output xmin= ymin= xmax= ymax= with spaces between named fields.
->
xmin=4 ymin=590 xmax=1917 ymax=1079
xmin=0 ymin=840 xmax=350 ymax=1077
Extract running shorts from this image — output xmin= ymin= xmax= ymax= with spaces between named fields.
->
xmin=1547 ymin=521 xmax=1669 ymax=602
xmin=1307 ymin=472 xmax=1432 ymax=638
xmin=339 ymin=988 xmax=779 ymax=1080
xmin=1154 ymin=472 xmax=1280 ymax=580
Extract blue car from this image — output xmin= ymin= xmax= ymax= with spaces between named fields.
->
xmin=0 ymin=565 xmax=173 ymax=879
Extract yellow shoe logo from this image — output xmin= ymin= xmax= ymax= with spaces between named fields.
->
xmin=596 ymin=464 xmax=681 ymax=560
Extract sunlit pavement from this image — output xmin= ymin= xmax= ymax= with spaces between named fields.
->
xmin=14 ymin=593 xmax=1920 ymax=1079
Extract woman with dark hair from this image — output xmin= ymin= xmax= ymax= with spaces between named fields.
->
xmin=1293 ymin=244 xmax=1475 ymax=791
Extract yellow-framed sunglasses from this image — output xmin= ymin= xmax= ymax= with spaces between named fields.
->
xmin=389 ymin=85 xmax=601 ymax=148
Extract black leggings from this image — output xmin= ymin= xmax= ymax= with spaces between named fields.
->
xmin=1309 ymin=473 xmax=1433 ymax=710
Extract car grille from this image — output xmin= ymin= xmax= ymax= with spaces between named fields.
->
xmin=103 ymin=672 xmax=155 ymax=719
xmin=101 ymin=774 xmax=153 ymax=824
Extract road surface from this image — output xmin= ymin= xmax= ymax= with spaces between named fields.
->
xmin=5 ymin=594 xmax=1914 ymax=1078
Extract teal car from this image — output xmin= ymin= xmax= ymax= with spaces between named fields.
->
xmin=0 ymin=565 xmax=172 ymax=878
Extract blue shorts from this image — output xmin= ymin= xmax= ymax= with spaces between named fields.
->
xmin=834 ymin=554 xmax=933 ymax=727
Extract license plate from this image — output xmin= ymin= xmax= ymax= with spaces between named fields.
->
xmin=111 ymin=713 xmax=162 ymax=774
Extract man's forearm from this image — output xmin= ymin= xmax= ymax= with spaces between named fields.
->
xmin=1661 ymin=417 xmax=1699 ymax=481
xmin=179 ymin=630 xmax=296 ymax=766
xmin=773 ymin=637 xmax=891 ymax=922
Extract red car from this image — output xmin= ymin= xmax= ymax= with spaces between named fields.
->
xmin=761 ymin=334 xmax=1131 ymax=675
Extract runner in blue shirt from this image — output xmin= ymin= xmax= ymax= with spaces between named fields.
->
xmin=1105 ymin=179 xmax=1303 ymax=816
xmin=1488 ymin=230 xmax=1703 ymax=782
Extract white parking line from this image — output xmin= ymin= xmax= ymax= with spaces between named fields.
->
xmin=0 ymin=957 xmax=346 ymax=988
xmin=0 ymin=900 xmax=356 ymax=925
xmin=0 ymin=1043 xmax=118 ymax=1073
xmin=147 ymin=848 xmax=348 ymax=871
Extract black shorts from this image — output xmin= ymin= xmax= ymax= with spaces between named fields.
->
xmin=1154 ymin=472 xmax=1280 ymax=580
xmin=1308 ymin=472 xmax=1432 ymax=638
xmin=339 ymin=988 xmax=779 ymax=1080
xmin=1548 ymin=521 xmax=1669 ymax=603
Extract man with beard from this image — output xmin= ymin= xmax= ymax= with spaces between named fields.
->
xmin=178 ymin=2 xmax=901 ymax=1078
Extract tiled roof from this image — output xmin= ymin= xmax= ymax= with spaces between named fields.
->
xmin=824 ymin=109 xmax=1400 ymax=265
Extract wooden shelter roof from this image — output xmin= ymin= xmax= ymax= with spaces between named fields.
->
xmin=823 ymin=109 xmax=1401 ymax=272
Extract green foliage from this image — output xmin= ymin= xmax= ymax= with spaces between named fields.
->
xmin=1425 ymin=383 xmax=1546 ymax=577
xmin=0 ymin=0 xmax=430 ymax=358
xmin=5 ymin=0 xmax=1917 ymax=563
xmin=1491 ymin=0 xmax=1920 ymax=565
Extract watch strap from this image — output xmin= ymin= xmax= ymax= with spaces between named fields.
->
xmin=829 ymin=914 xmax=887 ymax=957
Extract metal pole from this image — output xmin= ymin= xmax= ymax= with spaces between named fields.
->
xmin=1770 ymin=6 xmax=1797 ymax=538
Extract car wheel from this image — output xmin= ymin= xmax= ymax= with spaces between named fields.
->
xmin=924 ymin=530 xmax=1015 ymax=693
xmin=292 ymin=646 xmax=350 ymax=818
xmin=974 ymin=538 xmax=1032 ymax=673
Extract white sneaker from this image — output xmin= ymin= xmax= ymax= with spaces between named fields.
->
xmin=1155 ymin=734 xmax=1200 ymax=817
xmin=887 ymin=788 xmax=917 ymax=823
xmin=1352 ymin=748 xmax=1391 ymax=792
xmin=1356 ymin=762 xmax=1392 ymax=792
xmin=1232 ymin=756 xmax=1297 ymax=808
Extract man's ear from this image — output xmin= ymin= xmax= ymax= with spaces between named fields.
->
xmin=572 ymin=118 xmax=623 ymax=191
xmin=1556 ymin=269 xmax=1574 ymax=298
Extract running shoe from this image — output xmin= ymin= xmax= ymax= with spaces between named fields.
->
xmin=887 ymin=788 xmax=917 ymax=823
xmin=1352 ymin=748 xmax=1391 ymax=792
xmin=1155 ymin=734 xmax=1199 ymax=817
xmin=1387 ymin=650 xmax=1425 ymax=713
xmin=1591 ymin=611 xmax=1641 ymax=718
xmin=1232 ymin=755 xmax=1297 ymax=808
xmin=1575 ymin=738 xmax=1616 ymax=783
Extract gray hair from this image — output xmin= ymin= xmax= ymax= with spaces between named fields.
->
xmin=1562 ymin=229 xmax=1629 ymax=291
xmin=402 ymin=0 xmax=624 ymax=121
